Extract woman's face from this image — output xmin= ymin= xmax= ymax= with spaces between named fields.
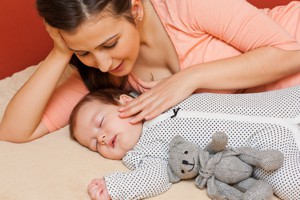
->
xmin=61 ymin=15 xmax=140 ymax=77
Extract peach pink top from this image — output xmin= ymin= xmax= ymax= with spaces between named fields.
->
xmin=43 ymin=0 xmax=300 ymax=132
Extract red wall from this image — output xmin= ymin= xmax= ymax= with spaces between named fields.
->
xmin=0 ymin=0 xmax=52 ymax=79
xmin=247 ymin=0 xmax=295 ymax=8
xmin=0 ymin=0 xmax=296 ymax=79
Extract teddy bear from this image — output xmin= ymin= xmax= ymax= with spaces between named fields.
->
xmin=167 ymin=132 xmax=284 ymax=200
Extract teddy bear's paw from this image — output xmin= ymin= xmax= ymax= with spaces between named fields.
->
xmin=242 ymin=180 xmax=273 ymax=200
xmin=237 ymin=147 xmax=284 ymax=171
xmin=257 ymin=150 xmax=284 ymax=171
xmin=213 ymin=179 xmax=243 ymax=200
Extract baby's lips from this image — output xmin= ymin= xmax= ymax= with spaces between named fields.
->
xmin=108 ymin=135 xmax=117 ymax=148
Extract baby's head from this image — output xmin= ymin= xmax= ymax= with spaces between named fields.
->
xmin=69 ymin=88 xmax=143 ymax=160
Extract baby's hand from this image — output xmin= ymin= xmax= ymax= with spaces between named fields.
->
xmin=87 ymin=178 xmax=110 ymax=200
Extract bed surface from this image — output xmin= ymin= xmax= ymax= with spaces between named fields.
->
xmin=0 ymin=1 xmax=295 ymax=199
xmin=0 ymin=66 xmax=281 ymax=200
xmin=0 ymin=66 xmax=210 ymax=200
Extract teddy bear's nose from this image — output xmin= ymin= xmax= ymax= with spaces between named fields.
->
xmin=182 ymin=160 xmax=192 ymax=166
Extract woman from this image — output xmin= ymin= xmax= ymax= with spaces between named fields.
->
xmin=0 ymin=0 xmax=300 ymax=142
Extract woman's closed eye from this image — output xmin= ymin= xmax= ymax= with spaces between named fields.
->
xmin=75 ymin=41 xmax=117 ymax=57
xmin=103 ymin=41 xmax=118 ymax=49
xmin=75 ymin=51 xmax=89 ymax=57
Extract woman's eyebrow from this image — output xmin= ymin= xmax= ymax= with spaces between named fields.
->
xmin=68 ymin=34 xmax=118 ymax=52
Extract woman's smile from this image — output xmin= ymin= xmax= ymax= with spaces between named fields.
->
xmin=109 ymin=60 xmax=124 ymax=75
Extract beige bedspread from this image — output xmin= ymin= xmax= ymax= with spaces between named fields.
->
xmin=0 ymin=66 xmax=279 ymax=200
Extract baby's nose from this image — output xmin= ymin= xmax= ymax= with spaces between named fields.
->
xmin=97 ymin=133 xmax=107 ymax=145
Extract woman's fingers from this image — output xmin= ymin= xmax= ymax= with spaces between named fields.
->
xmin=119 ymin=86 xmax=182 ymax=123
xmin=119 ymin=87 xmax=159 ymax=120
xmin=119 ymin=69 xmax=197 ymax=123
xmin=131 ymin=98 xmax=169 ymax=123
xmin=121 ymin=95 xmax=163 ymax=123
xmin=43 ymin=19 xmax=73 ymax=56
xmin=43 ymin=20 xmax=60 ymax=38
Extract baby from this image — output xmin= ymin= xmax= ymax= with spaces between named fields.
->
xmin=69 ymin=87 xmax=300 ymax=200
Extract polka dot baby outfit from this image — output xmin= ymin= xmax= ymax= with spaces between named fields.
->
xmin=105 ymin=85 xmax=300 ymax=200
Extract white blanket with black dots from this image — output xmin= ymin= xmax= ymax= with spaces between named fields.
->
xmin=105 ymin=85 xmax=300 ymax=200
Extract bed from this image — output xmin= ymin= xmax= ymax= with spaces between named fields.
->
xmin=0 ymin=65 xmax=208 ymax=200
xmin=0 ymin=65 xmax=281 ymax=200
xmin=0 ymin=0 xmax=293 ymax=199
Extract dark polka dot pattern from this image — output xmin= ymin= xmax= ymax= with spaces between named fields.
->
xmin=105 ymin=86 xmax=300 ymax=200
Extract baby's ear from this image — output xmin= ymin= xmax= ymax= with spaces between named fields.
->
xmin=118 ymin=94 xmax=134 ymax=105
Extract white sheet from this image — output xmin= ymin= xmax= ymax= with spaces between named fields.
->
xmin=0 ymin=65 xmax=279 ymax=200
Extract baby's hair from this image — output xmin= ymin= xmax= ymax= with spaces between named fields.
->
xmin=69 ymin=88 xmax=133 ymax=141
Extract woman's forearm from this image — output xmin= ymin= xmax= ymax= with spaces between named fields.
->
xmin=189 ymin=46 xmax=300 ymax=90
xmin=0 ymin=49 xmax=72 ymax=142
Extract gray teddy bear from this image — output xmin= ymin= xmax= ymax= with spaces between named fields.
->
xmin=167 ymin=132 xmax=284 ymax=200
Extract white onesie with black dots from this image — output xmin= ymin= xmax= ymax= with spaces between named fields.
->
xmin=104 ymin=85 xmax=300 ymax=200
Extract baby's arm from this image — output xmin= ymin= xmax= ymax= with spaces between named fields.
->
xmin=88 ymin=178 xmax=110 ymax=200
xmin=104 ymin=158 xmax=171 ymax=199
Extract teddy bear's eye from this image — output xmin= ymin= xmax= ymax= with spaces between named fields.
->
xmin=181 ymin=170 xmax=185 ymax=174
xmin=184 ymin=151 xmax=188 ymax=154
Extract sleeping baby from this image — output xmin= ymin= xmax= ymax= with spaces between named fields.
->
xmin=69 ymin=86 xmax=300 ymax=200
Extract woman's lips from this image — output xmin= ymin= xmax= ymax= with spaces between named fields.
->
xmin=110 ymin=61 xmax=124 ymax=74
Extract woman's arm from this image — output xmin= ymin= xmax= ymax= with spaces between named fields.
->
xmin=120 ymin=0 xmax=300 ymax=122
xmin=191 ymin=47 xmax=300 ymax=90
xmin=0 ymin=49 xmax=71 ymax=142
xmin=120 ymin=46 xmax=300 ymax=123
xmin=0 ymin=25 xmax=73 ymax=143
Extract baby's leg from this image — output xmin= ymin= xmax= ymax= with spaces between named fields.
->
xmin=177 ymin=85 xmax=300 ymax=120
xmin=248 ymin=126 xmax=300 ymax=200
xmin=183 ymin=86 xmax=300 ymax=199
xmin=254 ymin=155 xmax=300 ymax=200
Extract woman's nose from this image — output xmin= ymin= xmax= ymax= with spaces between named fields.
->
xmin=94 ymin=52 xmax=112 ymax=73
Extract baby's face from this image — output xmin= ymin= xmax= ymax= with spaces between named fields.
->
xmin=74 ymin=98 xmax=143 ymax=160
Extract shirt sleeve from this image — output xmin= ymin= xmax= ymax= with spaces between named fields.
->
xmin=42 ymin=70 xmax=89 ymax=132
xmin=187 ymin=0 xmax=300 ymax=51
xmin=104 ymin=157 xmax=171 ymax=200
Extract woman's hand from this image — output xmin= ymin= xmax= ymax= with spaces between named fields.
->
xmin=119 ymin=69 xmax=198 ymax=123
xmin=43 ymin=20 xmax=73 ymax=57
xmin=88 ymin=178 xmax=111 ymax=200
xmin=0 ymin=20 xmax=75 ymax=143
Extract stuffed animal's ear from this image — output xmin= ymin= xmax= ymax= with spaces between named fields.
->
xmin=169 ymin=135 xmax=186 ymax=149
xmin=167 ymin=165 xmax=181 ymax=183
